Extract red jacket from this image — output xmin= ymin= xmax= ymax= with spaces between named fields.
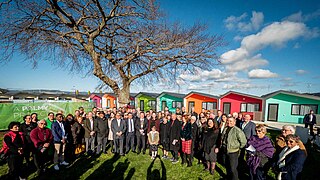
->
xmin=0 ymin=131 xmax=24 ymax=155
xmin=30 ymin=127 xmax=53 ymax=148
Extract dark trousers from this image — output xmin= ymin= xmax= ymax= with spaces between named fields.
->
xmin=305 ymin=123 xmax=314 ymax=136
xmin=226 ymin=151 xmax=239 ymax=180
xmin=136 ymin=135 xmax=146 ymax=153
xmin=7 ymin=154 xmax=23 ymax=179
xmin=250 ymin=166 xmax=266 ymax=180
xmin=114 ymin=137 xmax=124 ymax=154
xmin=171 ymin=150 xmax=178 ymax=160
xmin=126 ymin=132 xmax=135 ymax=152
xmin=97 ymin=137 xmax=108 ymax=154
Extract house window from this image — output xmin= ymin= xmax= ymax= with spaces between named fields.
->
xmin=172 ymin=101 xmax=182 ymax=108
xmin=149 ymin=100 xmax=156 ymax=110
xmin=240 ymin=103 xmax=260 ymax=112
xmin=130 ymin=100 xmax=135 ymax=108
xmin=291 ymin=104 xmax=318 ymax=115
xmin=202 ymin=102 xmax=217 ymax=110
xmin=107 ymin=99 xmax=111 ymax=107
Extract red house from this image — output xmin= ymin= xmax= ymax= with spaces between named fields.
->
xmin=219 ymin=91 xmax=263 ymax=120
xmin=89 ymin=94 xmax=102 ymax=108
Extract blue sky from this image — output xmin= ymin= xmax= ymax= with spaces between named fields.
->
xmin=0 ymin=0 xmax=319 ymax=96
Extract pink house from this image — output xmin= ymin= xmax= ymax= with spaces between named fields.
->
xmin=89 ymin=94 xmax=102 ymax=108
xmin=219 ymin=91 xmax=263 ymax=120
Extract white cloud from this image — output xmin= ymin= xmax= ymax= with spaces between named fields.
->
xmin=233 ymin=35 xmax=243 ymax=41
xmin=295 ymin=69 xmax=307 ymax=75
xmin=283 ymin=9 xmax=320 ymax=22
xmin=225 ymin=54 xmax=268 ymax=71
xmin=248 ymin=69 xmax=278 ymax=79
xmin=179 ymin=68 xmax=234 ymax=82
xmin=224 ymin=11 xmax=264 ymax=32
xmin=222 ymin=83 xmax=265 ymax=90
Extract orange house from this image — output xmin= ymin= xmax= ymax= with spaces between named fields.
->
xmin=102 ymin=93 xmax=117 ymax=109
xmin=184 ymin=91 xmax=219 ymax=114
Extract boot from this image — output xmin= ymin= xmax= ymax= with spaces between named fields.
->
xmin=181 ymin=153 xmax=186 ymax=165
xmin=210 ymin=162 xmax=216 ymax=175
xmin=204 ymin=161 xmax=210 ymax=171
xmin=187 ymin=154 xmax=192 ymax=167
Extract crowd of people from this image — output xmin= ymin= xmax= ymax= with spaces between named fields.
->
xmin=0 ymin=106 xmax=310 ymax=180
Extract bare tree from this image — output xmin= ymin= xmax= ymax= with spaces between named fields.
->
xmin=0 ymin=0 xmax=224 ymax=106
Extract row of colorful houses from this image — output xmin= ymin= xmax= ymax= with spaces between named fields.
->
xmin=87 ymin=90 xmax=320 ymax=124
xmin=1 ymin=88 xmax=319 ymax=124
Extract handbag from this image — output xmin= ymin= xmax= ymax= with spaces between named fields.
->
xmin=75 ymin=144 xmax=85 ymax=155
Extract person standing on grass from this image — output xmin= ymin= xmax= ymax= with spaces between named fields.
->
xmin=126 ymin=112 xmax=136 ymax=154
xmin=148 ymin=125 xmax=160 ymax=160
xmin=95 ymin=111 xmax=109 ymax=155
xmin=180 ymin=114 xmax=193 ymax=167
xmin=83 ymin=112 xmax=97 ymax=154
xmin=51 ymin=113 xmax=69 ymax=171
xmin=169 ymin=113 xmax=181 ymax=164
xmin=303 ymin=110 xmax=316 ymax=136
xmin=160 ymin=116 xmax=170 ymax=159
xmin=30 ymin=119 xmax=53 ymax=175
xmin=190 ymin=116 xmax=199 ymax=162
xmin=202 ymin=118 xmax=220 ymax=175
xmin=221 ymin=117 xmax=247 ymax=180
xmin=20 ymin=114 xmax=37 ymax=167
xmin=135 ymin=111 xmax=148 ymax=155
xmin=111 ymin=112 xmax=127 ymax=156
xmin=1 ymin=122 xmax=25 ymax=180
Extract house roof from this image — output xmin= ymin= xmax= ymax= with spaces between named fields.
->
xmin=157 ymin=92 xmax=186 ymax=99
xmin=135 ymin=92 xmax=159 ymax=98
xmin=185 ymin=91 xmax=219 ymax=99
xmin=220 ymin=91 xmax=263 ymax=100
xmin=262 ymin=90 xmax=320 ymax=101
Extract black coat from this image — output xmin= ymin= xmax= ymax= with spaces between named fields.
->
xmin=71 ymin=121 xmax=85 ymax=144
xmin=202 ymin=127 xmax=219 ymax=154
xmin=135 ymin=117 xmax=148 ymax=137
xmin=169 ymin=119 xmax=181 ymax=151
xmin=180 ymin=122 xmax=192 ymax=140
xmin=95 ymin=117 xmax=109 ymax=138
xmin=160 ymin=123 xmax=170 ymax=144
xmin=20 ymin=122 xmax=37 ymax=144
xmin=303 ymin=114 xmax=316 ymax=125
xmin=280 ymin=149 xmax=306 ymax=180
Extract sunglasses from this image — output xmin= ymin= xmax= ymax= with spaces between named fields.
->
xmin=286 ymin=140 xmax=295 ymax=143
xmin=39 ymin=123 xmax=46 ymax=125
xmin=256 ymin=130 xmax=262 ymax=133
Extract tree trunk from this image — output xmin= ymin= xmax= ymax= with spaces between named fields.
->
xmin=116 ymin=81 xmax=130 ymax=108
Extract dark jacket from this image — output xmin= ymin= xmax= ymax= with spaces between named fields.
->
xmin=160 ymin=122 xmax=170 ymax=144
xmin=2 ymin=131 xmax=24 ymax=155
xmin=83 ymin=118 xmax=97 ymax=138
xmin=202 ymin=127 xmax=219 ymax=154
xmin=111 ymin=118 xmax=127 ymax=139
xmin=180 ymin=122 xmax=192 ymax=140
xmin=280 ymin=149 xmax=306 ymax=180
xmin=191 ymin=122 xmax=199 ymax=141
xmin=95 ymin=117 xmax=109 ymax=138
xmin=135 ymin=117 xmax=148 ymax=137
xmin=242 ymin=121 xmax=256 ymax=140
xmin=303 ymin=114 xmax=316 ymax=125
xmin=20 ymin=122 xmax=37 ymax=144
xmin=52 ymin=121 xmax=68 ymax=143
xmin=169 ymin=119 xmax=181 ymax=151
xmin=71 ymin=121 xmax=85 ymax=144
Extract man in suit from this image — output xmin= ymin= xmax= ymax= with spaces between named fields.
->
xmin=135 ymin=111 xmax=148 ymax=154
xmin=169 ymin=113 xmax=181 ymax=164
xmin=83 ymin=112 xmax=97 ymax=154
xmin=51 ymin=113 xmax=69 ymax=171
xmin=214 ymin=110 xmax=223 ymax=125
xmin=241 ymin=114 xmax=256 ymax=140
xmin=304 ymin=110 xmax=317 ymax=136
xmin=126 ymin=112 xmax=136 ymax=154
xmin=111 ymin=112 xmax=127 ymax=155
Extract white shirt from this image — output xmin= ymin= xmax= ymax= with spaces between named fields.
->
xmin=58 ymin=121 xmax=66 ymax=138
xmin=90 ymin=119 xmax=94 ymax=130
xmin=117 ymin=119 xmax=121 ymax=127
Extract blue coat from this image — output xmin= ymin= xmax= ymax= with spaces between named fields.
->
xmin=52 ymin=121 xmax=67 ymax=143
xmin=281 ymin=149 xmax=306 ymax=180
xmin=242 ymin=121 xmax=256 ymax=140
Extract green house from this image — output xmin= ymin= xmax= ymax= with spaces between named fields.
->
xmin=262 ymin=90 xmax=320 ymax=124
xmin=135 ymin=92 xmax=159 ymax=112
xmin=156 ymin=92 xmax=185 ymax=113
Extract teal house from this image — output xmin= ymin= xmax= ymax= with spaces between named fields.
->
xmin=156 ymin=92 xmax=185 ymax=113
xmin=135 ymin=92 xmax=159 ymax=112
xmin=262 ymin=90 xmax=320 ymax=124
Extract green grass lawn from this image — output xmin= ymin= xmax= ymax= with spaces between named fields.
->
xmin=0 ymin=130 xmax=319 ymax=179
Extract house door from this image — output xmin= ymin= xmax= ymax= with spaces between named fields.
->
xmin=162 ymin=101 xmax=167 ymax=111
xmin=223 ymin=102 xmax=231 ymax=115
xmin=268 ymin=104 xmax=278 ymax=121
xmin=140 ymin=100 xmax=145 ymax=111
xmin=188 ymin=101 xmax=195 ymax=113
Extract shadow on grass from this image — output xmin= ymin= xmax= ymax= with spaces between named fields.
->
xmin=147 ymin=157 xmax=166 ymax=180
xmin=86 ymin=154 xmax=135 ymax=180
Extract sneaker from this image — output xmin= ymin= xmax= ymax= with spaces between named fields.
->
xmin=54 ymin=164 xmax=60 ymax=171
xmin=19 ymin=176 xmax=26 ymax=180
xmin=170 ymin=157 xmax=175 ymax=162
xmin=172 ymin=160 xmax=179 ymax=164
xmin=60 ymin=161 xmax=69 ymax=166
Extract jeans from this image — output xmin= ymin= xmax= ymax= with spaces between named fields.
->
xmin=97 ymin=137 xmax=108 ymax=154
xmin=226 ymin=151 xmax=239 ymax=180
xmin=85 ymin=136 xmax=95 ymax=152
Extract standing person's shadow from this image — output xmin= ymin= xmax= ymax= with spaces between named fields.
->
xmin=147 ymin=157 xmax=167 ymax=180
